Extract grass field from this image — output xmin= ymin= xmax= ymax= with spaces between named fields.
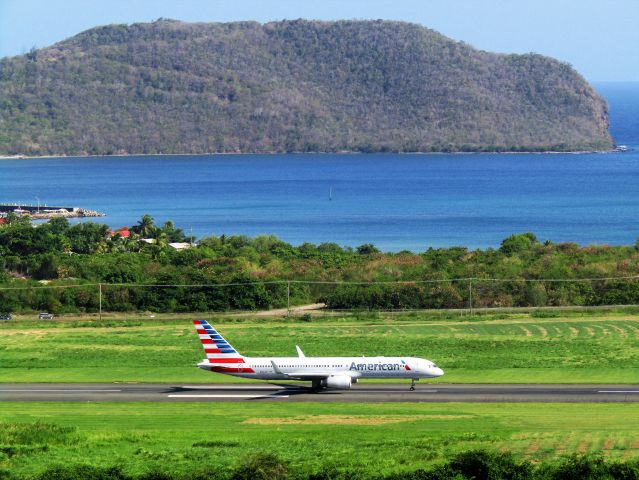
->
xmin=3 ymin=310 xmax=639 ymax=478
xmin=1 ymin=402 xmax=639 ymax=478
xmin=1 ymin=310 xmax=639 ymax=383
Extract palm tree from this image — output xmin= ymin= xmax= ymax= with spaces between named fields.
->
xmin=155 ymin=231 xmax=169 ymax=250
xmin=150 ymin=231 xmax=169 ymax=260
xmin=134 ymin=214 xmax=156 ymax=238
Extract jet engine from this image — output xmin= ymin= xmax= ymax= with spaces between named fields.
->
xmin=322 ymin=374 xmax=352 ymax=389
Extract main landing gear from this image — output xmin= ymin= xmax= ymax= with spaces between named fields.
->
xmin=410 ymin=378 xmax=417 ymax=391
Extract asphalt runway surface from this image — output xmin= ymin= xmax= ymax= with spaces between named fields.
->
xmin=2 ymin=383 xmax=639 ymax=402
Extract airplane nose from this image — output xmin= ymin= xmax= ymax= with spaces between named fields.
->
xmin=433 ymin=367 xmax=444 ymax=377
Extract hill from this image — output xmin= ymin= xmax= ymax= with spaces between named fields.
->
xmin=0 ymin=19 xmax=613 ymax=156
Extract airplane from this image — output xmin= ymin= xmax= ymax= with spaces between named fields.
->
xmin=193 ymin=319 xmax=444 ymax=391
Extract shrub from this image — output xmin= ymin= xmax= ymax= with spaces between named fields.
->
xmin=500 ymin=233 xmax=539 ymax=255
xmin=448 ymin=450 xmax=532 ymax=480
xmin=34 ymin=465 xmax=128 ymax=480
xmin=545 ymin=454 xmax=612 ymax=480
xmin=232 ymin=452 xmax=288 ymax=480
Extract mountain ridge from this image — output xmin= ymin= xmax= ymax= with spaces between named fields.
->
xmin=0 ymin=19 xmax=613 ymax=156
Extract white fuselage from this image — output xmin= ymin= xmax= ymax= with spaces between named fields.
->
xmin=198 ymin=355 xmax=443 ymax=381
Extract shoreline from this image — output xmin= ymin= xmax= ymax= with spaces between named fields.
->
xmin=0 ymin=149 xmax=619 ymax=160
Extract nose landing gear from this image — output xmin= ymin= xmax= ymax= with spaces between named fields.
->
xmin=410 ymin=378 xmax=417 ymax=391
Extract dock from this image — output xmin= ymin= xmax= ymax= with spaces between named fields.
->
xmin=0 ymin=203 xmax=105 ymax=219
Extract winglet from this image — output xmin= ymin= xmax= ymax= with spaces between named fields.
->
xmin=271 ymin=360 xmax=285 ymax=375
xmin=295 ymin=345 xmax=305 ymax=358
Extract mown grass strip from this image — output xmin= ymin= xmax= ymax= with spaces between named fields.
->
xmin=2 ymin=311 xmax=639 ymax=383
xmin=0 ymin=402 xmax=639 ymax=478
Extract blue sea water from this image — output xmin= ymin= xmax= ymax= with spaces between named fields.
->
xmin=595 ymin=82 xmax=639 ymax=146
xmin=1 ymin=83 xmax=638 ymax=252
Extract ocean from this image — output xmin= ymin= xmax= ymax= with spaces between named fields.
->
xmin=1 ymin=82 xmax=638 ymax=252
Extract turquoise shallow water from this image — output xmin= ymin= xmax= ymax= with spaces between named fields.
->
xmin=0 ymin=83 xmax=637 ymax=252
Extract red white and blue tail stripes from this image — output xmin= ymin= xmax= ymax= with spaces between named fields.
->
xmin=193 ymin=320 xmax=254 ymax=373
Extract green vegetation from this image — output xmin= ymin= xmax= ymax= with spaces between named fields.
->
xmin=2 ymin=216 xmax=639 ymax=313
xmin=1 ymin=311 xmax=639 ymax=383
xmin=3 ymin=218 xmax=639 ymax=477
xmin=0 ymin=19 xmax=612 ymax=156
xmin=0 ymin=403 xmax=638 ymax=479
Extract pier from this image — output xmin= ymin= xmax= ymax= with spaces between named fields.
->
xmin=0 ymin=203 xmax=105 ymax=219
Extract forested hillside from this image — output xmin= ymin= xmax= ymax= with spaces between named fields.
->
xmin=0 ymin=19 xmax=612 ymax=156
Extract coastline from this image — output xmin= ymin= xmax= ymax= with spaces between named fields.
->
xmin=0 ymin=149 xmax=618 ymax=160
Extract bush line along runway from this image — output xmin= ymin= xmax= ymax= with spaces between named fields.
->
xmin=2 ymin=383 xmax=639 ymax=402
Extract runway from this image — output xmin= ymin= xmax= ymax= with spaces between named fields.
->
xmin=2 ymin=383 xmax=639 ymax=402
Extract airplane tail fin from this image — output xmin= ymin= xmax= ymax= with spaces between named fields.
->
xmin=193 ymin=320 xmax=246 ymax=364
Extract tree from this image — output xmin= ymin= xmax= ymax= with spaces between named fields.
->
xmin=66 ymin=223 xmax=109 ymax=253
xmin=132 ymin=214 xmax=156 ymax=238
xmin=356 ymin=243 xmax=380 ymax=255
xmin=150 ymin=231 xmax=169 ymax=260
xmin=1 ymin=212 xmax=31 ymax=226
xmin=45 ymin=217 xmax=70 ymax=235
xmin=26 ymin=46 xmax=38 ymax=62
xmin=499 ymin=233 xmax=539 ymax=255
xmin=33 ymin=253 xmax=59 ymax=280
xmin=160 ymin=220 xmax=188 ymax=242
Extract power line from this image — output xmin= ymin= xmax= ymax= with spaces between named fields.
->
xmin=1 ymin=275 xmax=638 ymax=291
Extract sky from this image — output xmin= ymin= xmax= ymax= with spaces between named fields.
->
xmin=0 ymin=0 xmax=637 ymax=82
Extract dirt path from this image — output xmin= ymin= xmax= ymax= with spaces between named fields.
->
xmin=227 ymin=303 xmax=326 ymax=317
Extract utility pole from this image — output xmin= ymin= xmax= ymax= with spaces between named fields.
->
xmin=99 ymin=283 xmax=102 ymax=321
xmin=468 ymin=278 xmax=473 ymax=316
xmin=287 ymin=281 xmax=291 ymax=316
